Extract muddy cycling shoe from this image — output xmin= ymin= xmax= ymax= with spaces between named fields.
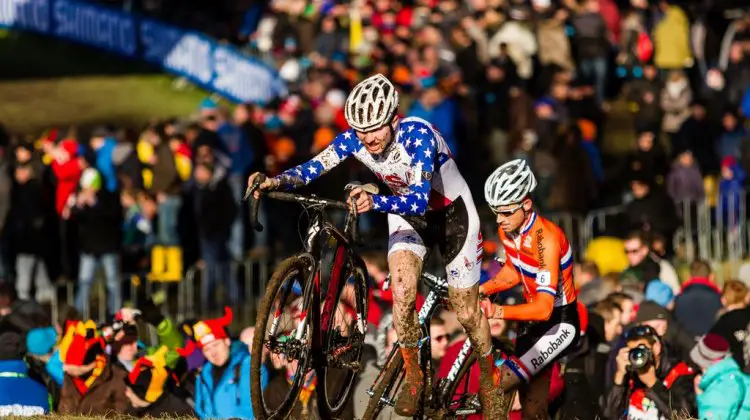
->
xmin=394 ymin=347 xmax=424 ymax=416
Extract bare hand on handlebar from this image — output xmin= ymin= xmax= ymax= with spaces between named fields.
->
xmin=347 ymin=187 xmax=375 ymax=214
xmin=246 ymin=172 xmax=279 ymax=200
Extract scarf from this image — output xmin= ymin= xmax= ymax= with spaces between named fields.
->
xmin=72 ymin=354 xmax=107 ymax=395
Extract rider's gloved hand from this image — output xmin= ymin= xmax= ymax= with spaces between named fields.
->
xmin=247 ymin=172 xmax=280 ymax=199
xmin=479 ymin=298 xmax=503 ymax=319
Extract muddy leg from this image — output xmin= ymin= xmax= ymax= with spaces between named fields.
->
xmin=388 ymin=251 xmax=424 ymax=416
xmin=520 ymin=371 xmax=551 ymax=420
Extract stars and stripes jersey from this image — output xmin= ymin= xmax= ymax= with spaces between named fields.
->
xmin=272 ymin=117 xmax=468 ymax=217
xmin=483 ymin=212 xmax=577 ymax=321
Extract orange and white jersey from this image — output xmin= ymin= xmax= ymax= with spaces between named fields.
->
xmin=485 ymin=212 xmax=577 ymax=321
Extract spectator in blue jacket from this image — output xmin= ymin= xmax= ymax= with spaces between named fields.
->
xmin=718 ymin=156 xmax=746 ymax=228
xmin=408 ymin=78 xmax=459 ymax=157
xmin=0 ymin=330 xmax=49 ymax=416
xmin=191 ymin=307 xmax=258 ymax=419
xmin=692 ymin=333 xmax=750 ymax=420
xmin=674 ymin=260 xmax=723 ymax=337
xmin=90 ymin=127 xmax=119 ymax=193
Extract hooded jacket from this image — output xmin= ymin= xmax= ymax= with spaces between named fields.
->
xmin=58 ymin=359 xmax=129 ymax=416
xmin=673 ymin=277 xmax=723 ymax=337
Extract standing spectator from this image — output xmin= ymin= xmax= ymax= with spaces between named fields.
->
xmin=69 ymin=168 xmax=123 ymax=317
xmin=0 ymin=329 xmax=49 ymax=416
xmin=0 ymin=146 xmax=9 ymax=282
xmin=666 ymin=149 xmax=705 ymax=203
xmin=660 ymin=70 xmax=692 ymax=136
xmin=724 ymin=44 xmax=750 ymax=108
xmin=572 ymin=0 xmax=610 ymax=105
xmin=7 ymin=163 xmax=54 ymax=303
xmin=408 ymin=82 xmax=459 ymax=156
xmin=193 ymin=161 xmax=237 ymax=310
xmin=124 ymin=347 xmax=195 ymax=417
xmin=624 ymin=182 xmax=680 ymax=262
xmin=626 ymin=64 xmax=662 ymax=133
xmin=718 ymin=156 xmax=746 ymax=227
xmin=675 ymin=100 xmax=718 ymax=174
xmin=625 ymin=130 xmax=669 ymax=187
xmin=46 ymin=139 xmax=82 ymax=281
xmin=89 ymin=127 xmax=119 ymax=193
xmin=653 ymin=1 xmax=693 ymax=71
xmin=673 ymin=260 xmax=723 ymax=337
xmin=717 ymin=111 xmax=748 ymax=161
xmin=58 ymin=320 xmax=129 ymax=415
xmin=605 ymin=325 xmax=697 ymax=419
xmin=693 ymin=334 xmax=750 ymax=420
xmin=190 ymin=308 xmax=255 ymax=419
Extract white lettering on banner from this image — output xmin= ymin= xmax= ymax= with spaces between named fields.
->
xmin=0 ymin=0 xmax=50 ymax=32
xmin=53 ymin=0 xmax=135 ymax=55
xmin=140 ymin=20 xmax=213 ymax=84
xmin=213 ymin=45 xmax=274 ymax=103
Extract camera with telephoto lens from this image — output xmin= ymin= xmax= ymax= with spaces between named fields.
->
xmin=628 ymin=344 xmax=654 ymax=370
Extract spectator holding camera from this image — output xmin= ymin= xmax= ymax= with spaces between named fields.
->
xmin=604 ymin=325 xmax=697 ymax=419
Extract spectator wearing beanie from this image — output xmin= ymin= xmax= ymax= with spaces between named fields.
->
xmin=673 ymin=260 xmax=723 ymax=337
xmin=186 ymin=307 xmax=255 ymax=419
xmin=58 ymin=320 xmax=128 ymax=415
xmin=26 ymin=326 xmax=62 ymax=409
xmin=692 ymin=333 xmax=750 ymax=420
xmin=644 ymin=280 xmax=675 ymax=310
xmin=125 ymin=346 xmax=195 ymax=418
xmin=0 ymin=330 xmax=50 ymax=416
xmin=633 ymin=301 xmax=696 ymax=362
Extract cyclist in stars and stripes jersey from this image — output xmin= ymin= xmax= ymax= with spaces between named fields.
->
xmin=247 ymin=73 xmax=500 ymax=417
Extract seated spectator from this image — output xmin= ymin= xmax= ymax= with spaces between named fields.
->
xmin=644 ymin=280 xmax=675 ymax=310
xmin=607 ymin=292 xmax=636 ymax=326
xmin=623 ymin=230 xmax=680 ymax=293
xmin=699 ymin=298 xmax=750 ymax=372
xmin=124 ymin=347 xmax=195 ymax=418
xmin=58 ymin=320 xmax=128 ymax=415
xmin=605 ymin=325 xmax=697 ymax=419
xmin=189 ymin=307 xmax=255 ymax=419
xmin=576 ymin=261 xmax=609 ymax=306
xmin=430 ymin=317 xmax=449 ymax=367
xmin=690 ymin=333 xmax=750 ymax=420
xmin=0 ymin=328 xmax=49 ymax=416
xmin=673 ymin=260 xmax=723 ymax=337
xmin=720 ymin=280 xmax=749 ymax=317
xmin=26 ymin=326 xmax=62 ymax=409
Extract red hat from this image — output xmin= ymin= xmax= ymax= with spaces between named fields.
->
xmin=691 ymin=333 xmax=729 ymax=371
xmin=191 ymin=307 xmax=233 ymax=348
xmin=722 ymin=156 xmax=737 ymax=168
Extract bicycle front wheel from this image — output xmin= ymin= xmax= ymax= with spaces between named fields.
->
xmin=251 ymin=255 xmax=315 ymax=420
xmin=316 ymin=257 xmax=369 ymax=417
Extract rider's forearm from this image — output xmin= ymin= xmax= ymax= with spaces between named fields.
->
xmin=500 ymin=294 xmax=554 ymax=321
xmin=481 ymin=275 xmax=520 ymax=295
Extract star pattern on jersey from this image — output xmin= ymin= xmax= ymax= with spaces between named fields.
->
xmin=272 ymin=122 xmax=439 ymax=217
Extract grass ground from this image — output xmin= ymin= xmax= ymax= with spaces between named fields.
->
xmin=0 ymin=29 xmax=209 ymax=135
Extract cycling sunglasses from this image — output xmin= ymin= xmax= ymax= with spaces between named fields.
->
xmin=624 ymin=325 xmax=659 ymax=341
xmin=490 ymin=202 xmax=524 ymax=217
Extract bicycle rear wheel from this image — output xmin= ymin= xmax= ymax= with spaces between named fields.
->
xmin=316 ymin=257 xmax=369 ymax=417
xmin=251 ymin=255 xmax=315 ymax=420
xmin=361 ymin=347 xmax=405 ymax=420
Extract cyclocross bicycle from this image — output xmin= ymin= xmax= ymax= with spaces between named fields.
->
xmin=246 ymin=176 xmax=375 ymax=419
xmin=362 ymin=271 xmax=515 ymax=420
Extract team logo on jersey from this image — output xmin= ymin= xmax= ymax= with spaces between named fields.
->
xmin=463 ymin=257 xmax=474 ymax=271
xmin=523 ymin=235 xmax=532 ymax=249
xmin=423 ymin=171 xmax=432 ymax=180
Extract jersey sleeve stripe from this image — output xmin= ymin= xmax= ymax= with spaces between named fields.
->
xmin=507 ymin=356 xmax=532 ymax=381
xmin=537 ymin=287 xmax=556 ymax=296
xmin=508 ymin=258 xmax=538 ymax=278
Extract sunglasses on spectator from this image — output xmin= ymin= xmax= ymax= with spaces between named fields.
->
xmin=624 ymin=247 xmax=643 ymax=255
xmin=490 ymin=202 xmax=524 ymax=217
xmin=433 ymin=334 xmax=449 ymax=343
xmin=624 ymin=325 xmax=658 ymax=341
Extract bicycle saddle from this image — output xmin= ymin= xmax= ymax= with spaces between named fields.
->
xmin=344 ymin=182 xmax=379 ymax=195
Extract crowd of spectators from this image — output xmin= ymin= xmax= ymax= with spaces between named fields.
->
xmin=1 ymin=0 xmax=750 ymax=417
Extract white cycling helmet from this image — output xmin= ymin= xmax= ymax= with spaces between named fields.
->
xmin=484 ymin=159 xmax=537 ymax=207
xmin=344 ymin=73 xmax=399 ymax=132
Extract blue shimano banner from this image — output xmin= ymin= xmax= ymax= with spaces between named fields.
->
xmin=0 ymin=0 xmax=285 ymax=104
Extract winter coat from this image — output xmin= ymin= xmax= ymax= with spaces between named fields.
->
xmin=660 ymin=80 xmax=692 ymax=133
xmin=95 ymin=137 xmax=118 ymax=193
xmin=624 ymin=187 xmax=679 ymax=239
xmin=72 ymin=190 xmax=123 ymax=255
xmin=536 ymin=18 xmax=574 ymax=70
xmin=571 ymin=11 xmax=610 ymax=60
xmin=126 ymin=392 xmax=196 ymax=418
xmin=7 ymin=177 xmax=50 ymax=255
xmin=195 ymin=349 xmax=254 ymax=419
xmin=0 ymin=359 xmax=49 ymax=416
xmin=58 ymin=360 xmax=129 ymax=416
xmin=50 ymin=140 xmax=82 ymax=215
xmin=667 ymin=162 xmax=705 ymax=203
xmin=718 ymin=128 xmax=749 ymax=161
xmin=603 ymin=345 xmax=697 ymax=419
xmin=193 ymin=167 xmax=237 ymax=240
xmin=653 ymin=6 xmax=693 ymax=69
xmin=697 ymin=357 xmax=750 ymax=420
xmin=673 ymin=277 xmax=723 ymax=337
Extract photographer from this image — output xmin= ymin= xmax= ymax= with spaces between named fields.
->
xmin=603 ymin=325 xmax=697 ymax=419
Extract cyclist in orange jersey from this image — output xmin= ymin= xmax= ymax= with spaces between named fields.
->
xmin=478 ymin=159 xmax=580 ymax=419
